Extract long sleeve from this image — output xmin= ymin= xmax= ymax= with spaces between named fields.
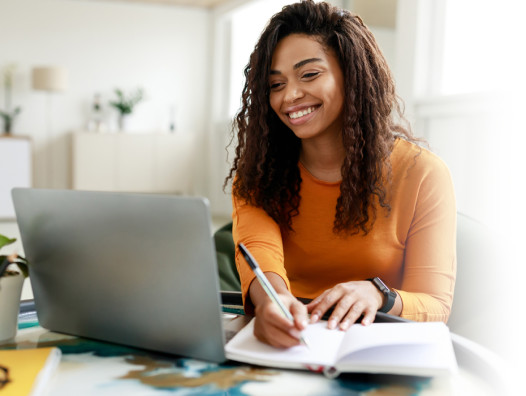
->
xmin=231 ymin=139 xmax=456 ymax=322
xmin=394 ymin=150 xmax=457 ymax=321
xmin=232 ymin=196 xmax=289 ymax=313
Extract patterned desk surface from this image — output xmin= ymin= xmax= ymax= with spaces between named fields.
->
xmin=0 ymin=309 xmax=512 ymax=396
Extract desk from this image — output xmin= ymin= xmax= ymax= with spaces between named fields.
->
xmin=0 ymin=305 xmax=513 ymax=395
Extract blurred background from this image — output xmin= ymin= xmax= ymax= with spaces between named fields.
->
xmin=1 ymin=0 xmax=525 ymax=367
xmin=1 ymin=0 xmax=524 ymax=219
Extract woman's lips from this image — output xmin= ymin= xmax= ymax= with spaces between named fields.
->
xmin=287 ymin=105 xmax=320 ymax=125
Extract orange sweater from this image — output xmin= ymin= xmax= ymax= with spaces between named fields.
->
xmin=232 ymin=139 xmax=456 ymax=322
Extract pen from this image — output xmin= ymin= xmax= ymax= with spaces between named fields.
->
xmin=238 ymin=243 xmax=310 ymax=348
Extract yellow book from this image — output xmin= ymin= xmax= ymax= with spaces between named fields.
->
xmin=0 ymin=347 xmax=61 ymax=396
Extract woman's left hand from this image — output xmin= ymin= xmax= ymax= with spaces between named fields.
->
xmin=306 ymin=281 xmax=384 ymax=330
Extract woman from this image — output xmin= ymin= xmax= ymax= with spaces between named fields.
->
xmin=225 ymin=0 xmax=456 ymax=348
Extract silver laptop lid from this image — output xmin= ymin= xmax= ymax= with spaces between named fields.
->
xmin=12 ymin=188 xmax=226 ymax=363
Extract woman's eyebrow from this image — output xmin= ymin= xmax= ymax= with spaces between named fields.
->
xmin=270 ymin=57 xmax=323 ymax=75
xmin=293 ymin=57 xmax=323 ymax=69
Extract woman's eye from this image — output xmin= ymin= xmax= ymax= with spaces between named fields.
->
xmin=302 ymin=72 xmax=320 ymax=79
xmin=270 ymin=82 xmax=284 ymax=90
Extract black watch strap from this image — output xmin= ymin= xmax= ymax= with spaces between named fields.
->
xmin=367 ymin=277 xmax=396 ymax=313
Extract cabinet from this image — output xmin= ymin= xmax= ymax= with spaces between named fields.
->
xmin=0 ymin=136 xmax=32 ymax=219
xmin=72 ymin=132 xmax=195 ymax=195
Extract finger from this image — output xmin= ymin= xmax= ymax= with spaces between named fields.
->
xmin=256 ymin=300 xmax=294 ymax=331
xmin=327 ymin=295 xmax=356 ymax=330
xmin=255 ymin=298 xmax=305 ymax=346
xmin=360 ymin=307 xmax=376 ymax=326
xmin=289 ymin=299 xmax=309 ymax=330
xmin=339 ymin=301 xmax=366 ymax=330
xmin=309 ymin=290 xmax=341 ymax=324
xmin=307 ymin=293 xmax=324 ymax=322
xmin=306 ymin=293 xmax=324 ymax=311
xmin=253 ymin=317 xmax=302 ymax=348
xmin=256 ymin=327 xmax=302 ymax=348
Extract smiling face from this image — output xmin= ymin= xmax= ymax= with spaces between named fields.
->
xmin=269 ymin=34 xmax=345 ymax=143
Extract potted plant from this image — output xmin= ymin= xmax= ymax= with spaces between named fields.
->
xmin=0 ymin=234 xmax=28 ymax=342
xmin=109 ymin=87 xmax=144 ymax=131
xmin=0 ymin=64 xmax=22 ymax=134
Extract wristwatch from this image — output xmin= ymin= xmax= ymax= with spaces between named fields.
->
xmin=367 ymin=277 xmax=397 ymax=313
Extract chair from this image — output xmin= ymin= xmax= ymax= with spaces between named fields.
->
xmin=448 ymin=212 xmax=503 ymax=353
xmin=214 ymin=222 xmax=241 ymax=291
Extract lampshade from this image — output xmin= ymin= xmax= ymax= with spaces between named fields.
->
xmin=32 ymin=66 xmax=68 ymax=92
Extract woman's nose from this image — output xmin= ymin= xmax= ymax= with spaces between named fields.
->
xmin=283 ymin=82 xmax=304 ymax=103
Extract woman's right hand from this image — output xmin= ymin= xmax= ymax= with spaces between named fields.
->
xmin=248 ymin=272 xmax=308 ymax=348
xmin=253 ymin=292 xmax=308 ymax=348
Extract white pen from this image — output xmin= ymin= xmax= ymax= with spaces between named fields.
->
xmin=238 ymin=243 xmax=310 ymax=348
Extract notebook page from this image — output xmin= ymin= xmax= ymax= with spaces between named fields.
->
xmin=336 ymin=322 xmax=450 ymax=362
xmin=226 ymin=319 xmax=346 ymax=367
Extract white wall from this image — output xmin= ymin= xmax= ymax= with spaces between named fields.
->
xmin=0 ymin=0 xmax=211 ymax=192
xmin=0 ymin=0 xmax=400 ymax=218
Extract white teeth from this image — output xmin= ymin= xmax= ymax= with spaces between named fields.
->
xmin=289 ymin=106 xmax=315 ymax=119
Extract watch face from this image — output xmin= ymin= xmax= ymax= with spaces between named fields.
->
xmin=369 ymin=277 xmax=395 ymax=313
xmin=374 ymin=277 xmax=389 ymax=292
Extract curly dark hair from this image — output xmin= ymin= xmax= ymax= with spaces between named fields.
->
xmin=225 ymin=0 xmax=415 ymax=235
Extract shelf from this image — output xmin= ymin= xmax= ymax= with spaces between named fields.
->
xmin=72 ymin=132 xmax=195 ymax=195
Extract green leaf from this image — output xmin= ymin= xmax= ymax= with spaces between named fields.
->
xmin=109 ymin=87 xmax=144 ymax=116
xmin=0 ymin=234 xmax=16 ymax=250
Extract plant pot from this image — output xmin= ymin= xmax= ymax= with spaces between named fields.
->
xmin=118 ymin=114 xmax=131 ymax=132
xmin=0 ymin=272 xmax=24 ymax=342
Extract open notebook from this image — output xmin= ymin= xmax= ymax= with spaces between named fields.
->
xmin=226 ymin=318 xmax=458 ymax=378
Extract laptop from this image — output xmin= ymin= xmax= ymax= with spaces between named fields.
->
xmin=11 ymin=188 xmax=227 ymax=363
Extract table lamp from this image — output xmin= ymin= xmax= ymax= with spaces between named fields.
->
xmin=31 ymin=66 xmax=68 ymax=188
xmin=32 ymin=67 xmax=68 ymax=92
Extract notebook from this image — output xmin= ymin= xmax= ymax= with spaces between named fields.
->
xmin=11 ymin=188 xmax=226 ymax=363
xmin=226 ymin=318 xmax=458 ymax=378
xmin=0 ymin=347 xmax=62 ymax=396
